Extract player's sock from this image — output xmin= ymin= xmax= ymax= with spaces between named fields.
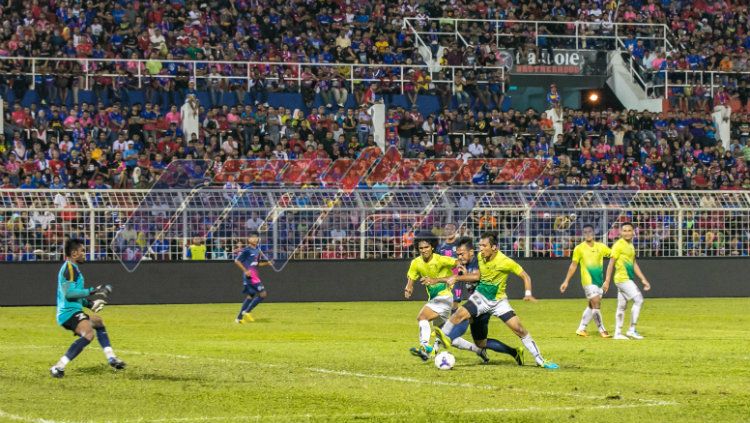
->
xmin=418 ymin=319 xmax=431 ymax=347
xmin=95 ymin=327 xmax=116 ymax=360
xmin=577 ymin=307 xmax=593 ymax=331
xmin=591 ymin=309 xmax=606 ymax=333
xmin=441 ymin=320 xmax=456 ymax=340
xmin=520 ymin=334 xmax=545 ymax=366
xmin=630 ymin=294 xmax=643 ymax=330
xmin=442 ymin=320 xmax=468 ymax=341
xmin=244 ymin=295 xmax=264 ymax=313
xmin=237 ymin=298 xmax=252 ymax=319
xmin=486 ymin=338 xmax=516 ymax=357
xmin=58 ymin=336 xmax=92 ymax=368
xmin=615 ymin=293 xmax=627 ymax=335
xmin=451 ymin=337 xmax=480 ymax=353
xmin=54 ymin=356 xmax=70 ymax=370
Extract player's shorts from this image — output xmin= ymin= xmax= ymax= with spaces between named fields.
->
xmin=61 ymin=311 xmax=90 ymax=334
xmin=425 ymin=295 xmax=453 ymax=325
xmin=452 ymin=282 xmax=466 ymax=303
xmin=615 ymin=280 xmax=641 ymax=300
xmin=469 ymin=312 xmax=491 ymax=341
xmin=583 ymin=284 xmax=604 ymax=299
xmin=242 ymin=283 xmax=266 ymax=296
xmin=465 ymin=291 xmax=516 ymax=322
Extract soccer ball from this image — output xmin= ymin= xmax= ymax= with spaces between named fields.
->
xmin=434 ymin=351 xmax=455 ymax=370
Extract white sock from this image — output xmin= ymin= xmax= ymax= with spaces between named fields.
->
xmin=630 ymin=295 xmax=643 ymax=331
xmin=577 ymin=307 xmax=593 ymax=331
xmin=418 ymin=320 xmax=431 ymax=347
xmin=591 ymin=309 xmax=606 ymax=332
xmin=520 ymin=334 xmax=544 ymax=366
xmin=55 ymin=356 xmax=70 ymax=369
xmin=103 ymin=346 xmax=116 ymax=360
xmin=615 ymin=292 xmax=627 ymax=335
xmin=452 ymin=337 xmax=480 ymax=353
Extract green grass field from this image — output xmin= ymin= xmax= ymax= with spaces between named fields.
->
xmin=1 ymin=299 xmax=749 ymax=423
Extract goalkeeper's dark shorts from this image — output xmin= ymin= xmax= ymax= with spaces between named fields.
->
xmin=61 ymin=312 xmax=90 ymax=335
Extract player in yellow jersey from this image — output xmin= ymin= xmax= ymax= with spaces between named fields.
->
xmin=404 ymin=233 xmax=487 ymax=362
xmin=560 ymin=224 xmax=612 ymax=338
xmin=432 ymin=232 xmax=558 ymax=369
xmin=604 ymin=222 xmax=651 ymax=340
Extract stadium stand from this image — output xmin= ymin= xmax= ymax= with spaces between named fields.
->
xmin=0 ymin=0 xmax=750 ymax=189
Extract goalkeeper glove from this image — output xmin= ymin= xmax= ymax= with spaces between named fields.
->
xmin=90 ymin=299 xmax=107 ymax=313
xmin=91 ymin=284 xmax=113 ymax=299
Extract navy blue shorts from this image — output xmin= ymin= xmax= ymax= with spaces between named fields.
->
xmin=469 ymin=312 xmax=491 ymax=341
xmin=61 ymin=311 xmax=90 ymax=335
xmin=242 ymin=283 xmax=265 ymax=296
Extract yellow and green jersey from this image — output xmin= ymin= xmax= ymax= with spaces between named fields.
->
xmin=189 ymin=244 xmax=207 ymax=260
xmin=407 ymin=253 xmax=457 ymax=300
xmin=611 ymin=238 xmax=636 ymax=283
xmin=571 ymin=241 xmax=611 ymax=287
xmin=476 ymin=251 xmax=524 ymax=301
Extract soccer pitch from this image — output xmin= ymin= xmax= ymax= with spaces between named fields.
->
xmin=1 ymin=299 xmax=748 ymax=423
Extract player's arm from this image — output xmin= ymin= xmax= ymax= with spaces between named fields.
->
xmin=404 ymin=278 xmax=416 ymax=299
xmin=62 ymin=282 xmax=95 ymax=300
xmin=603 ymin=258 xmax=615 ymax=294
xmin=421 ymin=271 xmax=479 ymax=286
xmin=560 ymin=261 xmax=578 ymax=293
xmin=519 ymin=271 xmax=537 ymax=302
xmin=633 ymin=260 xmax=651 ymax=291
xmin=233 ymin=258 xmax=250 ymax=275
xmin=503 ymin=259 xmax=536 ymax=302
xmin=59 ymin=271 xmax=95 ymax=300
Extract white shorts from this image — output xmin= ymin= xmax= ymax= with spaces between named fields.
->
xmin=466 ymin=291 xmax=515 ymax=320
xmin=425 ymin=295 xmax=453 ymax=325
xmin=616 ymin=280 xmax=641 ymax=301
xmin=583 ymin=284 xmax=604 ymax=299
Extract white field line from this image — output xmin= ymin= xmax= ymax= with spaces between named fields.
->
xmin=0 ymin=345 xmax=676 ymax=406
xmin=0 ymin=409 xmax=66 ymax=423
xmin=0 ymin=345 xmax=677 ymax=423
xmin=120 ymin=349 xmax=676 ymax=406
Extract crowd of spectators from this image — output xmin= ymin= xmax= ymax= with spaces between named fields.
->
xmin=0 ymin=0 xmax=748 ymax=193
xmin=2 ymin=98 xmax=750 ymax=190
xmin=619 ymin=0 xmax=750 ymax=108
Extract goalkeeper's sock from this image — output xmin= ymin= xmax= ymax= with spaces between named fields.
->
xmin=95 ymin=327 xmax=116 ymax=360
xmin=486 ymin=338 xmax=516 ymax=357
xmin=245 ymin=295 xmax=264 ymax=313
xmin=59 ymin=336 xmax=92 ymax=367
xmin=237 ymin=298 xmax=252 ymax=319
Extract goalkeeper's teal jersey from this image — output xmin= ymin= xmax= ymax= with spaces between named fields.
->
xmin=56 ymin=261 xmax=93 ymax=325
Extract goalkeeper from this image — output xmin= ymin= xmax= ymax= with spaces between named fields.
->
xmin=50 ymin=239 xmax=126 ymax=378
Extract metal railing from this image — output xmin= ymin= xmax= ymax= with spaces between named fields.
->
xmin=404 ymin=18 xmax=673 ymax=53
xmin=0 ymin=57 xmax=504 ymax=98
xmin=1 ymin=189 xmax=748 ymax=262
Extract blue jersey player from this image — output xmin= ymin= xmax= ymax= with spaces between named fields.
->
xmin=436 ymin=223 xmax=464 ymax=310
xmin=234 ymin=231 xmax=270 ymax=323
xmin=50 ymin=239 xmax=125 ymax=378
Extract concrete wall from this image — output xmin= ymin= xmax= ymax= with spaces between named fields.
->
xmin=1 ymin=259 xmax=748 ymax=306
